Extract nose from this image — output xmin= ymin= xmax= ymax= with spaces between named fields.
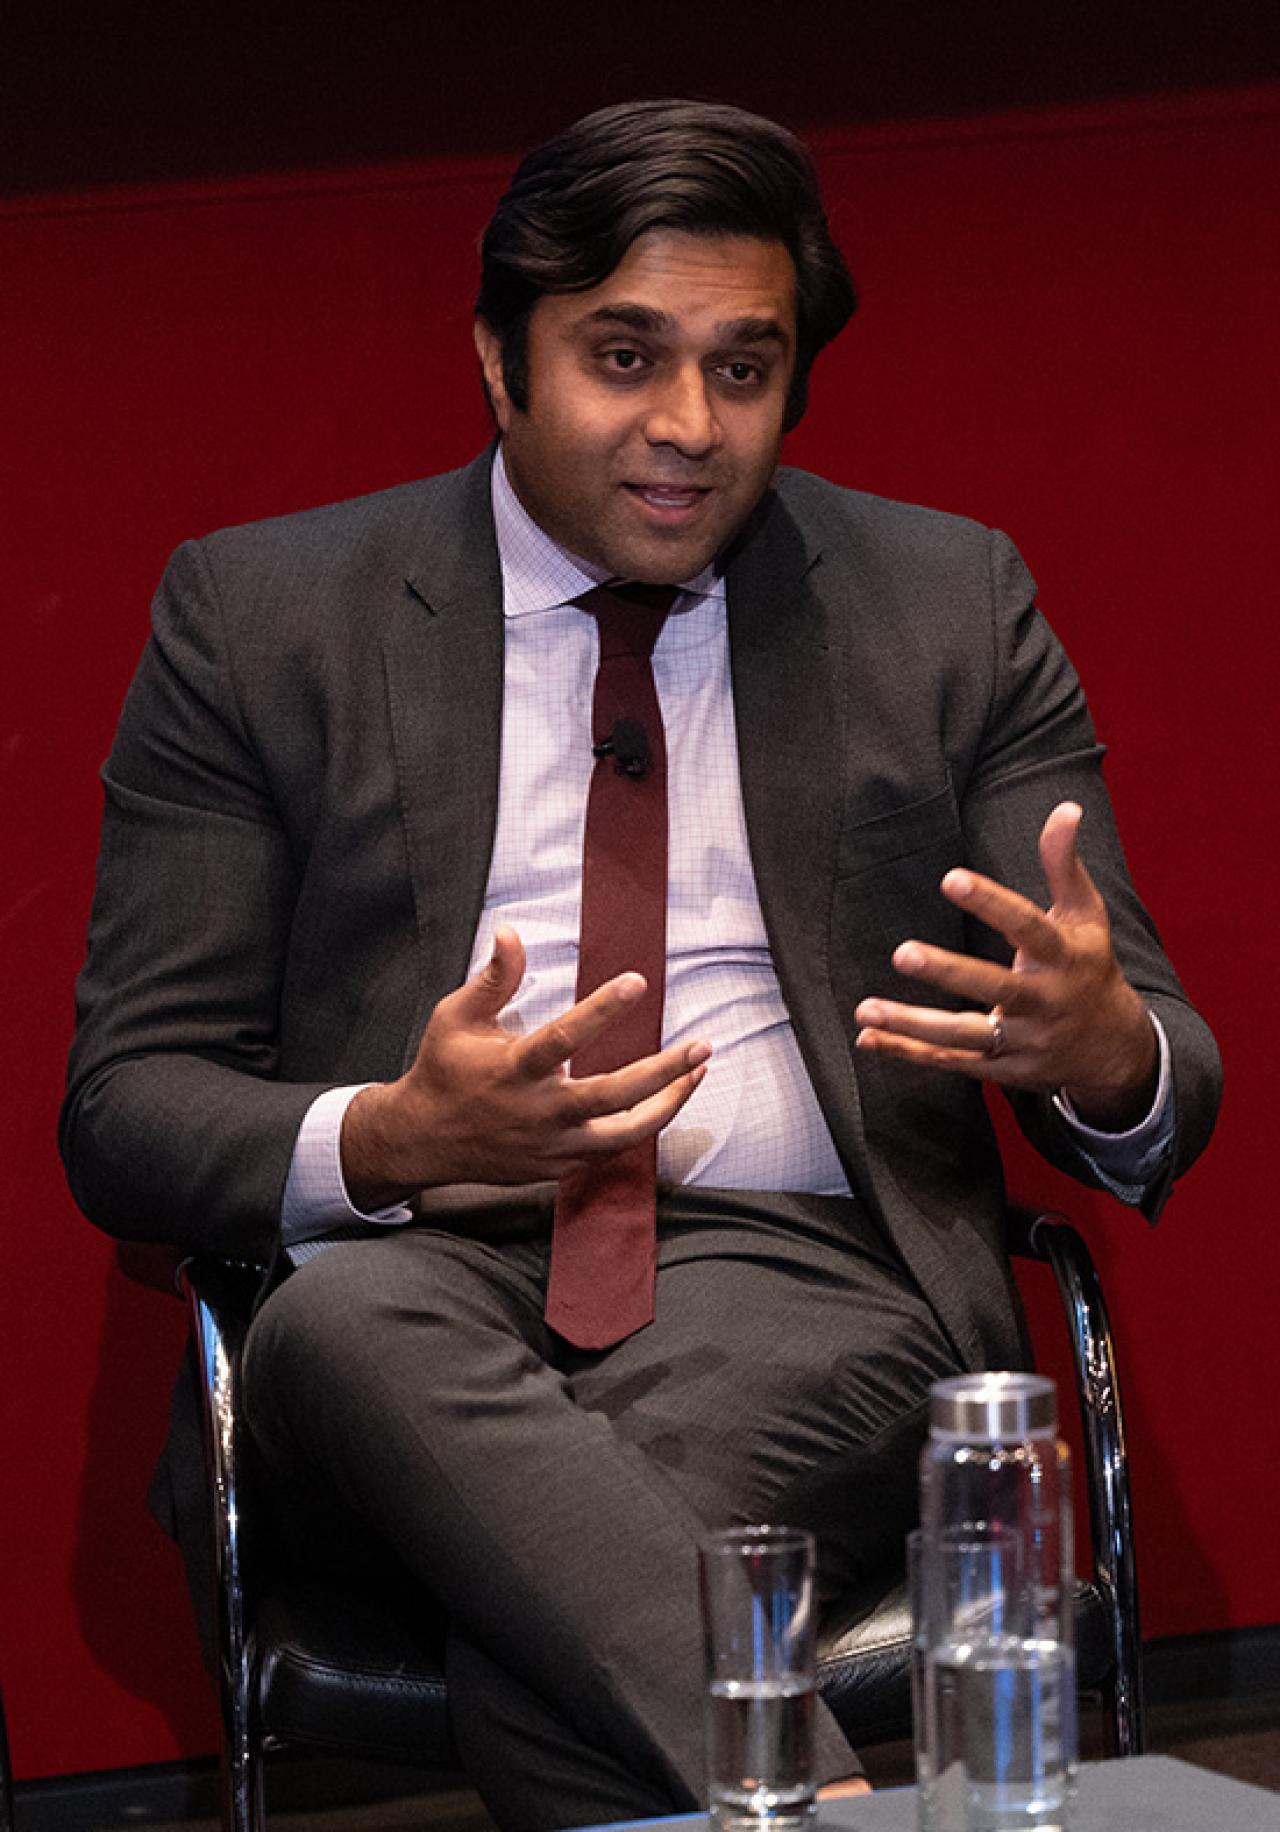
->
xmin=643 ymin=365 xmax=721 ymax=458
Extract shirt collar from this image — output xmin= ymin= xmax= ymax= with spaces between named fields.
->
xmin=490 ymin=443 xmax=725 ymax=619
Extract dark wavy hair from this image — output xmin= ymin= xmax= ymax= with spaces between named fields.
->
xmin=476 ymin=99 xmax=857 ymax=430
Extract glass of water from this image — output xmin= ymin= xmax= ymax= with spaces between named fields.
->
xmin=698 ymin=1525 xmax=817 ymax=1830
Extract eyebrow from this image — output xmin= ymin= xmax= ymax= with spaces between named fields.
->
xmin=579 ymin=303 xmax=791 ymax=348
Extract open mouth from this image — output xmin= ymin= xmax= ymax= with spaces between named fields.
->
xmin=625 ymin=483 xmax=711 ymax=517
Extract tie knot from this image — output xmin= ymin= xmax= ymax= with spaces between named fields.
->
xmin=577 ymin=582 xmax=678 ymax=659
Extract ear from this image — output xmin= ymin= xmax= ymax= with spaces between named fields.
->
xmin=473 ymin=318 xmax=513 ymax=433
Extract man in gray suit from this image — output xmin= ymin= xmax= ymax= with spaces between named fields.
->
xmin=62 ymin=100 xmax=1220 ymax=1827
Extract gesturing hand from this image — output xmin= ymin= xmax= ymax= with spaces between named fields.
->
xmin=341 ymin=926 xmax=711 ymax=1211
xmin=854 ymin=802 xmax=1158 ymax=1130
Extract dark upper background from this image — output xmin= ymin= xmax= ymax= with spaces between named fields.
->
xmin=6 ymin=0 xmax=1280 ymax=195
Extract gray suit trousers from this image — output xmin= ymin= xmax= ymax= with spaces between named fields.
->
xmin=242 ymin=1187 xmax=963 ymax=1830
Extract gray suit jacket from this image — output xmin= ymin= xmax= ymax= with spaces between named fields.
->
xmin=61 ymin=451 xmax=1221 ymax=1376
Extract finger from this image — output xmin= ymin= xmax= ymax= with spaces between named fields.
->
xmin=855 ymin=1025 xmax=1009 ymax=1083
xmin=883 ymin=942 xmax=1015 ymax=1009
xmin=940 ymin=869 xmax=1069 ymax=968
xmin=448 ymin=925 xmax=527 ymax=1024
xmin=855 ymin=997 xmax=1008 ymax=1056
xmin=1038 ymin=801 xmax=1102 ymax=916
xmin=568 ymin=1060 xmax=710 ymax=1153
xmin=563 ymin=1039 xmax=713 ymax=1121
xmin=515 ymin=971 xmax=648 ymax=1079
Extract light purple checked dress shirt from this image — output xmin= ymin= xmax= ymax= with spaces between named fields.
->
xmin=282 ymin=450 xmax=1173 ymax=1254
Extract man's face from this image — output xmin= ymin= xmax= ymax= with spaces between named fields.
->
xmin=474 ymin=231 xmax=797 ymax=583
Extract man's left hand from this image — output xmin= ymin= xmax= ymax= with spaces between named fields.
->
xmin=854 ymin=801 xmax=1158 ymax=1130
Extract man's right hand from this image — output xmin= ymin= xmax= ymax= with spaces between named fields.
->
xmin=340 ymin=926 xmax=711 ymax=1212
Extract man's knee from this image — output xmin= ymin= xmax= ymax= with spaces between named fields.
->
xmin=247 ymin=1235 xmax=471 ymax=1375
xmin=245 ymin=1246 xmax=368 ymax=1392
xmin=243 ymin=1233 xmax=550 ymax=1453
xmin=240 ymin=1241 xmax=431 ymax=1461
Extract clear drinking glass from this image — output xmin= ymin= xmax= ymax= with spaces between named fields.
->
xmin=698 ymin=1525 xmax=817 ymax=1830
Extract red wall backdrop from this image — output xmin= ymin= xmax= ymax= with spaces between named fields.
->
xmin=3 ymin=82 xmax=1278 ymax=1782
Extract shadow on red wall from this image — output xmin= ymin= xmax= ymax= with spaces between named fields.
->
xmin=69 ymin=1260 xmax=216 ymax=1758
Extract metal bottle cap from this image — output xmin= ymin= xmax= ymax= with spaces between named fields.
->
xmin=929 ymin=1371 xmax=1058 ymax=1440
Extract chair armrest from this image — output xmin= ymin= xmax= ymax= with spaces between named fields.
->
xmin=1007 ymin=1206 xmax=1145 ymax=1753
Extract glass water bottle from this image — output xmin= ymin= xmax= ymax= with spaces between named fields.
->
xmin=917 ymin=1372 xmax=1077 ymax=1831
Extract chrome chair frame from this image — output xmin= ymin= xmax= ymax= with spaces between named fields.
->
xmin=183 ymin=1208 xmax=1145 ymax=1832
xmin=186 ymin=1258 xmax=261 ymax=1832
xmin=1027 ymin=1212 xmax=1146 ymax=1753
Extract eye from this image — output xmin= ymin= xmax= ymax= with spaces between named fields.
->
xmin=602 ymin=347 xmax=648 ymax=374
xmin=719 ymin=360 xmax=764 ymax=386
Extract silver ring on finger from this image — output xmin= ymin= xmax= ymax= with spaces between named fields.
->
xmin=985 ymin=1005 xmax=1007 ymax=1058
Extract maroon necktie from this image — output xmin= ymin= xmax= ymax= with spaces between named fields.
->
xmin=545 ymin=582 xmax=676 ymax=1350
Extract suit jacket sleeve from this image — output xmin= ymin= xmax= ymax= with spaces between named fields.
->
xmin=958 ymin=529 xmax=1221 ymax=1215
xmin=60 ymin=537 xmax=331 ymax=1262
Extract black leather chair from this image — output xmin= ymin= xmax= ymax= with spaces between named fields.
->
xmin=182 ymin=1207 xmax=1144 ymax=1832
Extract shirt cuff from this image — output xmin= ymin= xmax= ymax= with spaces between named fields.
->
xmin=1050 ymin=1012 xmax=1174 ymax=1203
xmin=280 ymin=1083 xmax=414 ymax=1248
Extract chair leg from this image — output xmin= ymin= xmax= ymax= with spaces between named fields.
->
xmin=1102 ymin=1638 xmax=1145 ymax=1759
xmin=221 ymin=1661 xmax=266 ymax=1832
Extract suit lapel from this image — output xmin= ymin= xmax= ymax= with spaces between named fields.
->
xmin=726 ymin=489 xmax=841 ymax=980
xmin=729 ymin=479 xmax=991 ymax=1367
xmin=382 ymin=454 xmax=505 ymax=1064
xmin=725 ymin=484 xmax=869 ymax=1175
